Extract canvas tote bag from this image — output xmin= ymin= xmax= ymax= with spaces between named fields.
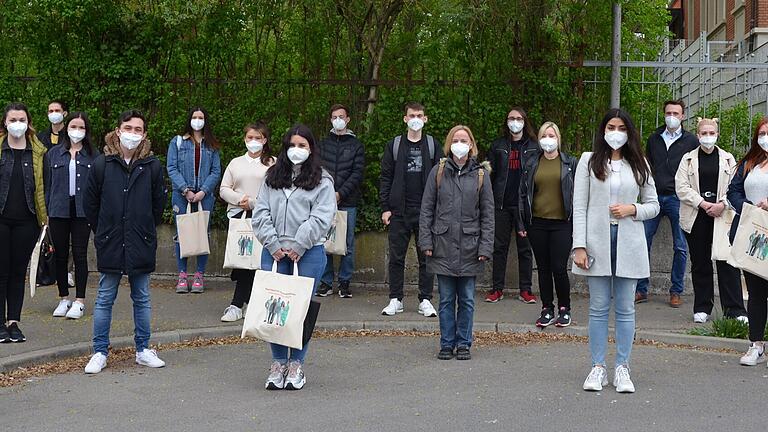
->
xmin=730 ymin=203 xmax=768 ymax=279
xmin=177 ymin=202 xmax=210 ymax=258
xmin=241 ymin=261 xmax=314 ymax=349
xmin=223 ymin=212 xmax=263 ymax=269
xmin=711 ymin=208 xmax=736 ymax=261
xmin=323 ymin=210 xmax=347 ymax=256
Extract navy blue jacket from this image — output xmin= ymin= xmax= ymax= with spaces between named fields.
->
xmin=43 ymin=144 xmax=97 ymax=218
xmin=319 ymin=131 xmax=365 ymax=208
xmin=727 ymin=161 xmax=755 ymax=244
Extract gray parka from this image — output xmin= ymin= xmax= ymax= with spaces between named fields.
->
xmin=418 ymin=157 xmax=495 ymax=277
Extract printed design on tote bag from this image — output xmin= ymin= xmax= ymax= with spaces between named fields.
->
xmin=263 ymin=292 xmax=293 ymax=327
xmin=237 ymin=234 xmax=255 ymax=256
xmin=746 ymin=230 xmax=768 ymax=260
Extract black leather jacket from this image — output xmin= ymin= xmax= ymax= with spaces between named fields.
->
xmin=488 ymin=135 xmax=539 ymax=210
xmin=519 ymin=149 xmax=577 ymax=229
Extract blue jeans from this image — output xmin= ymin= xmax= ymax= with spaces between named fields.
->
xmin=437 ymin=275 xmax=476 ymax=349
xmin=636 ymin=194 xmax=687 ymax=295
xmin=322 ymin=207 xmax=357 ymax=284
xmin=588 ymin=225 xmax=637 ymax=368
xmin=173 ymin=200 xmax=213 ymax=274
xmin=93 ymin=272 xmax=152 ymax=356
xmin=263 ymin=245 xmax=327 ymax=363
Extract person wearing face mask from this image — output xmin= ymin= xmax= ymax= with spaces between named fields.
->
xmin=637 ymin=100 xmax=699 ymax=307
xmin=316 ymin=104 xmax=365 ymax=298
xmin=486 ymin=107 xmax=539 ymax=304
xmin=0 ymin=103 xmax=48 ymax=343
xmin=418 ymin=125 xmax=494 ymax=360
xmin=726 ymin=117 xmax=768 ymax=367
xmin=253 ymin=124 xmax=336 ymax=390
xmin=218 ymin=121 xmax=275 ymax=322
xmin=37 ymin=100 xmax=68 ymax=150
xmin=82 ymin=110 xmax=168 ymax=374
xmin=519 ymin=122 xmax=577 ymax=328
xmin=675 ymin=118 xmax=746 ymax=324
xmin=379 ymin=102 xmax=442 ymax=317
xmin=166 ymin=107 xmax=222 ymax=294
xmin=43 ymin=112 xmax=98 ymax=320
xmin=573 ymin=109 xmax=659 ymax=393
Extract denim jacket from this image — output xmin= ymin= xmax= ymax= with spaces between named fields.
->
xmin=166 ymin=135 xmax=221 ymax=196
xmin=43 ymin=144 xmax=97 ymax=218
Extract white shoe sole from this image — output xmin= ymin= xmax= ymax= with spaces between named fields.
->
xmin=53 ymin=310 xmax=68 ymax=317
xmin=285 ymin=378 xmax=306 ymax=390
xmin=740 ymin=356 xmax=766 ymax=366
xmin=136 ymin=359 xmax=165 ymax=368
xmin=418 ymin=309 xmax=437 ymax=317
xmin=65 ymin=312 xmax=83 ymax=319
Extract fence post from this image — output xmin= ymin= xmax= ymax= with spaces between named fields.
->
xmin=610 ymin=1 xmax=622 ymax=109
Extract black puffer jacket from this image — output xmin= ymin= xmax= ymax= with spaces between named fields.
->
xmin=488 ymin=135 xmax=539 ymax=209
xmin=318 ymin=131 xmax=365 ymax=208
xmin=519 ymin=150 xmax=577 ymax=229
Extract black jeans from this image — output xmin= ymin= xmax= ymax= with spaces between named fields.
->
xmin=745 ymin=271 xmax=768 ymax=342
xmin=387 ymin=206 xmax=433 ymax=301
xmin=491 ymin=207 xmax=533 ymax=293
xmin=528 ymin=218 xmax=572 ymax=309
xmin=230 ymin=269 xmax=256 ymax=308
xmin=0 ymin=216 xmax=39 ymax=322
xmin=684 ymin=211 xmax=746 ymax=316
xmin=49 ymin=198 xmax=90 ymax=298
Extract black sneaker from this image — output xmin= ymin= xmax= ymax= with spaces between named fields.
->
xmin=7 ymin=322 xmax=26 ymax=343
xmin=338 ymin=281 xmax=352 ymax=298
xmin=438 ymin=347 xmax=454 ymax=360
xmin=536 ymin=308 xmax=556 ymax=328
xmin=315 ymin=282 xmax=333 ymax=297
xmin=555 ymin=307 xmax=572 ymax=327
xmin=456 ymin=347 xmax=471 ymax=360
xmin=0 ymin=324 xmax=9 ymax=343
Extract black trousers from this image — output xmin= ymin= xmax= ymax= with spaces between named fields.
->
xmin=49 ymin=198 xmax=91 ymax=298
xmin=745 ymin=272 xmax=768 ymax=342
xmin=387 ymin=206 xmax=433 ymax=301
xmin=230 ymin=269 xmax=256 ymax=308
xmin=684 ymin=211 xmax=746 ymax=317
xmin=0 ymin=216 xmax=39 ymax=323
xmin=491 ymin=207 xmax=533 ymax=293
xmin=528 ymin=218 xmax=572 ymax=309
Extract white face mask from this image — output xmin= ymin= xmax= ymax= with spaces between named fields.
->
xmin=332 ymin=118 xmax=347 ymax=131
xmin=48 ymin=112 xmax=64 ymax=124
xmin=508 ymin=120 xmax=524 ymax=134
xmin=699 ymin=135 xmax=717 ymax=149
xmin=605 ymin=131 xmax=628 ymax=150
xmin=758 ymin=135 xmax=768 ymax=152
xmin=68 ymin=129 xmax=86 ymax=143
xmin=246 ymin=140 xmax=264 ymax=153
xmin=190 ymin=118 xmax=205 ymax=131
xmin=665 ymin=115 xmax=682 ymax=131
xmin=287 ymin=147 xmax=310 ymax=165
xmin=7 ymin=121 xmax=28 ymax=138
xmin=450 ymin=142 xmax=470 ymax=159
xmin=407 ymin=118 xmax=425 ymax=132
xmin=539 ymin=137 xmax=558 ymax=153
xmin=119 ymin=132 xmax=143 ymax=150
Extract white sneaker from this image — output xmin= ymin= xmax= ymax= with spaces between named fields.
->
xmin=65 ymin=301 xmax=85 ymax=319
xmin=84 ymin=352 xmax=107 ymax=374
xmin=418 ymin=299 xmax=437 ymax=317
xmin=53 ymin=299 xmax=72 ymax=317
xmin=220 ymin=305 xmax=244 ymax=322
xmin=582 ymin=366 xmax=608 ymax=391
xmin=736 ymin=315 xmax=749 ymax=324
xmin=136 ymin=349 xmax=166 ymax=368
xmin=284 ymin=361 xmax=306 ymax=390
xmin=613 ymin=365 xmax=635 ymax=393
xmin=740 ymin=343 xmax=766 ymax=366
xmin=381 ymin=299 xmax=404 ymax=316
xmin=67 ymin=272 xmax=75 ymax=287
xmin=693 ymin=312 xmax=708 ymax=323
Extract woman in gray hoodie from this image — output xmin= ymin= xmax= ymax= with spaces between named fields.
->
xmin=253 ymin=124 xmax=336 ymax=391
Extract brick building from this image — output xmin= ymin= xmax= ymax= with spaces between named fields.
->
xmin=669 ymin=0 xmax=768 ymax=50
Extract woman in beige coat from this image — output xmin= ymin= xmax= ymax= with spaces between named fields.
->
xmin=675 ymin=118 xmax=746 ymax=324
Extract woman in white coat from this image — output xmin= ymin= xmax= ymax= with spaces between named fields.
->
xmin=572 ymin=109 xmax=659 ymax=394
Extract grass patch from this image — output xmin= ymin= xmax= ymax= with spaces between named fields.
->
xmin=687 ymin=317 xmax=756 ymax=339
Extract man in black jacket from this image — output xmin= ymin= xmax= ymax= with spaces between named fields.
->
xmin=36 ymin=100 xmax=68 ymax=150
xmin=379 ymin=102 xmax=442 ymax=317
xmin=486 ymin=108 xmax=539 ymax=304
xmin=317 ymin=104 xmax=365 ymax=298
xmin=636 ymin=100 xmax=698 ymax=307
xmin=82 ymin=110 xmax=168 ymax=374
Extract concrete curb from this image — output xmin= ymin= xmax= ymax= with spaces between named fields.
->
xmin=0 ymin=321 xmax=748 ymax=374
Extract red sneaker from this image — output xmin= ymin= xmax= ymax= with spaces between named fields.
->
xmin=518 ymin=291 xmax=537 ymax=304
xmin=485 ymin=290 xmax=504 ymax=303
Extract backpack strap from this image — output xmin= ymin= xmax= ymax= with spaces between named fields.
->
xmin=478 ymin=168 xmax=485 ymax=192
xmin=435 ymin=158 xmax=447 ymax=190
xmin=175 ymin=135 xmax=183 ymax=150
xmin=392 ymin=136 xmax=401 ymax=160
xmin=427 ymin=135 xmax=435 ymax=160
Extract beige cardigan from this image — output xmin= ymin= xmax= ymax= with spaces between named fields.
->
xmin=674 ymin=146 xmax=737 ymax=233
xmin=219 ymin=154 xmax=273 ymax=217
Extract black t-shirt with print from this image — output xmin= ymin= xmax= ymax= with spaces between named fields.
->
xmin=405 ymin=138 xmax=425 ymax=208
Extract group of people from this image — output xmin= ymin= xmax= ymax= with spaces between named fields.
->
xmin=1 ymin=97 xmax=767 ymax=395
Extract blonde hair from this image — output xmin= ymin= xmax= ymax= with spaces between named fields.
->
xmin=538 ymin=121 xmax=562 ymax=148
xmin=444 ymin=125 xmax=478 ymax=158
xmin=696 ymin=117 xmax=719 ymax=133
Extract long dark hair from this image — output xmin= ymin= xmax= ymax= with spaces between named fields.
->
xmin=588 ymin=108 xmax=650 ymax=185
xmin=184 ymin=106 xmax=220 ymax=150
xmin=742 ymin=117 xmax=768 ymax=175
xmin=503 ymin=106 xmax=537 ymax=141
xmin=1 ymin=102 xmax=36 ymax=140
xmin=61 ymin=111 xmax=95 ymax=156
xmin=265 ymin=124 xmax=323 ymax=190
xmin=244 ymin=121 xmax=273 ymax=166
